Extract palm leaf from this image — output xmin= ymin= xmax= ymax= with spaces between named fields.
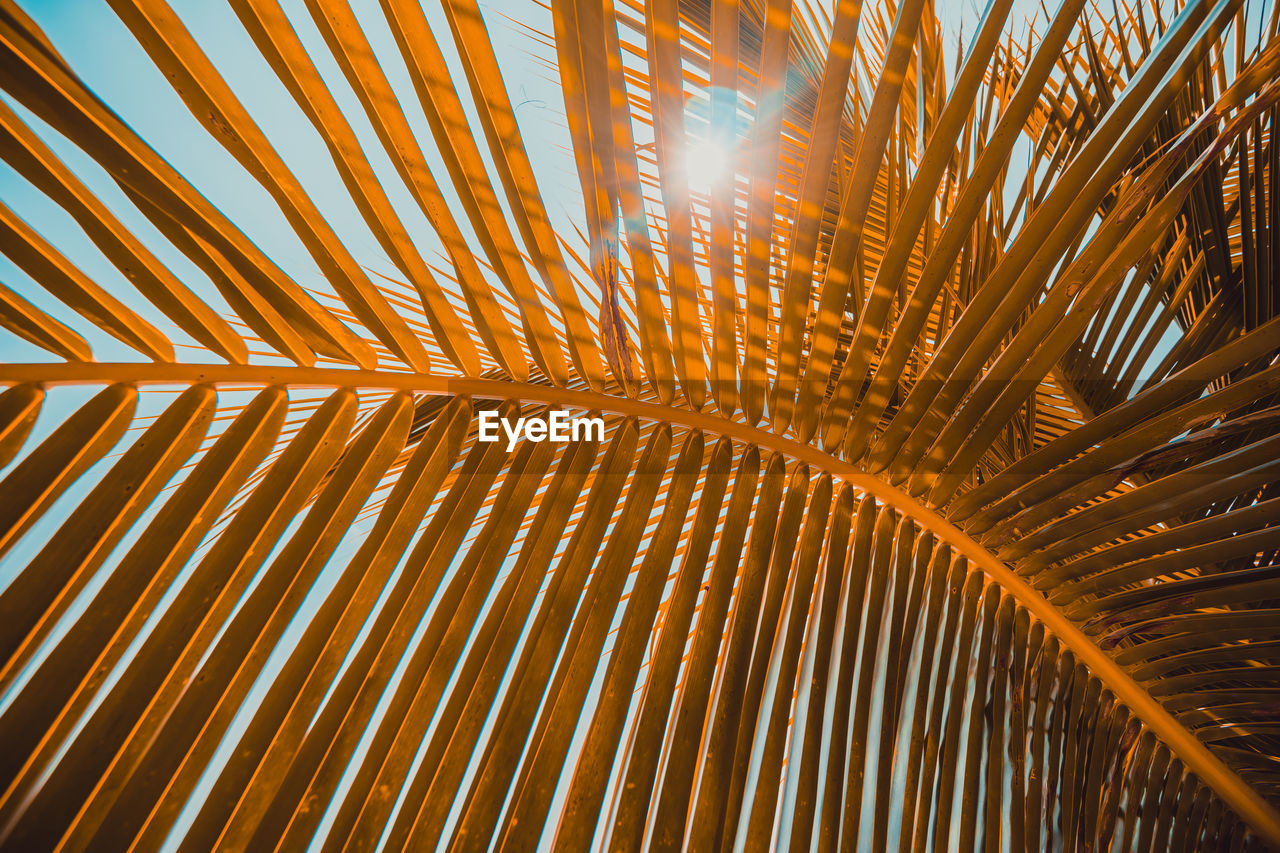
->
xmin=0 ymin=0 xmax=1278 ymax=848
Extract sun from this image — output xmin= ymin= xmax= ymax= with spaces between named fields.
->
xmin=685 ymin=135 xmax=732 ymax=192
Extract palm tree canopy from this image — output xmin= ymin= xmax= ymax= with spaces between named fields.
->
xmin=0 ymin=0 xmax=1278 ymax=849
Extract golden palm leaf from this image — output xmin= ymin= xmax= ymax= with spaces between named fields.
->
xmin=0 ymin=0 xmax=1278 ymax=849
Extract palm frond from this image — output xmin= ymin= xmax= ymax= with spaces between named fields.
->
xmin=0 ymin=0 xmax=1278 ymax=848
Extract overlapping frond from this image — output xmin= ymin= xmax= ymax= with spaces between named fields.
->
xmin=0 ymin=0 xmax=1278 ymax=848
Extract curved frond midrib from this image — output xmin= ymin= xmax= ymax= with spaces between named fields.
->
xmin=9 ymin=357 xmax=1278 ymax=844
